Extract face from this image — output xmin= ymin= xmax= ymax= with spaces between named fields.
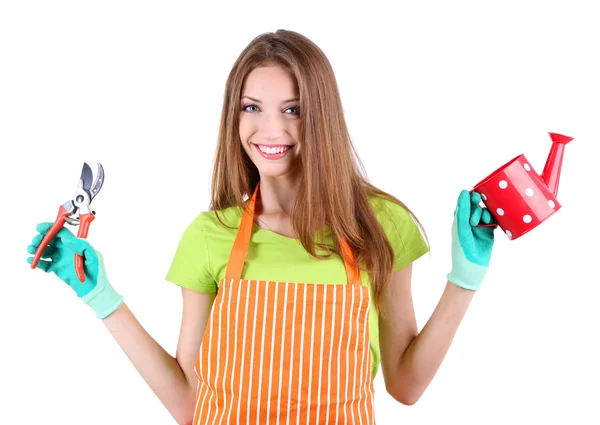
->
xmin=239 ymin=64 xmax=302 ymax=180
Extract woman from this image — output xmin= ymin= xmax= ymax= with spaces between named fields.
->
xmin=27 ymin=29 xmax=496 ymax=424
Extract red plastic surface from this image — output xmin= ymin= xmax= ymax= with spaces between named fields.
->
xmin=31 ymin=205 xmax=70 ymax=269
xmin=473 ymin=132 xmax=572 ymax=240
xmin=75 ymin=213 xmax=95 ymax=282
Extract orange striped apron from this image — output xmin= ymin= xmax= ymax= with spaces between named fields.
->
xmin=192 ymin=182 xmax=375 ymax=424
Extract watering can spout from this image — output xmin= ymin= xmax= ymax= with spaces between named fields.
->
xmin=541 ymin=132 xmax=573 ymax=197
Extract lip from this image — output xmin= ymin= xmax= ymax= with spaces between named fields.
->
xmin=252 ymin=143 xmax=294 ymax=160
xmin=253 ymin=143 xmax=293 ymax=148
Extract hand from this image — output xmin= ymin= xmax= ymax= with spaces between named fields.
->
xmin=446 ymin=190 xmax=496 ymax=291
xmin=27 ymin=222 xmax=124 ymax=318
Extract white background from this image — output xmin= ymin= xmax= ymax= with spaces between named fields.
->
xmin=1 ymin=1 xmax=599 ymax=424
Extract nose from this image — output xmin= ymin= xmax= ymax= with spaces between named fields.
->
xmin=258 ymin=112 xmax=285 ymax=140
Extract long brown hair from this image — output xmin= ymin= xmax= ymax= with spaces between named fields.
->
xmin=209 ymin=29 xmax=428 ymax=318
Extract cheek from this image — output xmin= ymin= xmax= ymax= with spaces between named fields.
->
xmin=238 ymin=122 xmax=250 ymax=158
xmin=290 ymin=120 xmax=302 ymax=143
xmin=238 ymin=117 xmax=248 ymax=140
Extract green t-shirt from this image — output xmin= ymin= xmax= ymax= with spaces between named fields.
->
xmin=165 ymin=196 xmax=429 ymax=379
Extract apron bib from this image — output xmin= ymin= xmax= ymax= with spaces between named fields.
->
xmin=192 ymin=183 xmax=375 ymax=424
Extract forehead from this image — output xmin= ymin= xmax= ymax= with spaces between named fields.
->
xmin=242 ymin=64 xmax=298 ymax=100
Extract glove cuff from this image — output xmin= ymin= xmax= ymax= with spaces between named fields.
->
xmin=81 ymin=277 xmax=124 ymax=319
xmin=447 ymin=263 xmax=488 ymax=291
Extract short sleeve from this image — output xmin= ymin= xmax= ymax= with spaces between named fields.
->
xmin=372 ymin=197 xmax=430 ymax=272
xmin=165 ymin=215 xmax=217 ymax=293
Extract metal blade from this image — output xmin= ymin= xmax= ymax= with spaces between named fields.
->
xmin=80 ymin=162 xmax=93 ymax=192
xmin=89 ymin=162 xmax=105 ymax=200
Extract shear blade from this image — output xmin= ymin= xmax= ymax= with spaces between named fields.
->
xmin=89 ymin=162 xmax=104 ymax=199
xmin=79 ymin=162 xmax=105 ymax=200
xmin=80 ymin=162 xmax=93 ymax=192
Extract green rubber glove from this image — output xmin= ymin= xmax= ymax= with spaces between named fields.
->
xmin=27 ymin=222 xmax=124 ymax=319
xmin=447 ymin=190 xmax=496 ymax=291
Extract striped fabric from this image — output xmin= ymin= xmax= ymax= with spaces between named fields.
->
xmin=191 ymin=182 xmax=376 ymax=424
xmin=193 ymin=278 xmax=375 ymax=424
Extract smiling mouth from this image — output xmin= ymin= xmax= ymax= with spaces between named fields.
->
xmin=253 ymin=143 xmax=293 ymax=154
xmin=252 ymin=143 xmax=295 ymax=160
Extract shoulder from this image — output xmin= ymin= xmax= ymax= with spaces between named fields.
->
xmin=368 ymin=195 xmax=415 ymax=228
xmin=186 ymin=205 xmax=243 ymax=234
xmin=368 ymin=194 xmax=429 ymax=268
xmin=171 ymin=206 xmax=243 ymax=254
xmin=167 ymin=208 xmax=242 ymax=293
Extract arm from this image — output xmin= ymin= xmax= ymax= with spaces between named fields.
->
xmin=378 ymin=265 xmax=474 ymax=405
xmin=27 ymin=220 xmax=216 ymax=424
xmin=379 ymin=189 xmax=495 ymax=405
xmin=102 ymin=289 xmax=215 ymax=425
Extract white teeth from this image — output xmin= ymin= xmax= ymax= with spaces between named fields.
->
xmin=258 ymin=145 xmax=290 ymax=154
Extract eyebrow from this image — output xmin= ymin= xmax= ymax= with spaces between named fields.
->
xmin=241 ymin=96 xmax=299 ymax=104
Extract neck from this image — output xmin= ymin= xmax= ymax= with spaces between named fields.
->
xmin=256 ymin=174 xmax=301 ymax=216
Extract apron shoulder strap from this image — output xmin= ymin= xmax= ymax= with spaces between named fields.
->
xmin=225 ymin=182 xmax=363 ymax=286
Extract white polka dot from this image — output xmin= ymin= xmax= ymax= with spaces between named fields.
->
xmin=498 ymin=180 xmax=508 ymax=189
xmin=548 ymin=200 xmax=555 ymax=208
xmin=524 ymin=163 xmax=531 ymax=171
xmin=481 ymin=193 xmax=487 ymax=201
xmin=506 ymin=230 xmax=512 ymax=238
xmin=496 ymin=208 xmax=504 ymax=216
xmin=525 ymin=188 xmax=534 ymax=196
xmin=523 ymin=214 xmax=532 ymax=223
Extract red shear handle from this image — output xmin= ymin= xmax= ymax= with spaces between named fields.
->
xmin=74 ymin=213 xmax=95 ymax=282
xmin=31 ymin=205 xmax=71 ymax=269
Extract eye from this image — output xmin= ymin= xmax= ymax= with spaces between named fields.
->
xmin=241 ymin=104 xmax=300 ymax=115
xmin=241 ymin=104 xmax=259 ymax=113
xmin=285 ymin=106 xmax=300 ymax=115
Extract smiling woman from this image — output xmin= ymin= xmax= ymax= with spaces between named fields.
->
xmin=27 ymin=28 xmax=498 ymax=425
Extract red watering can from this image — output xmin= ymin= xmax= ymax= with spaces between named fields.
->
xmin=473 ymin=132 xmax=573 ymax=240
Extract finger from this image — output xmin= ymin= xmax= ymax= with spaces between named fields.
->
xmin=481 ymin=208 xmax=493 ymax=224
xmin=470 ymin=191 xmax=482 ymax=205
xmin=470 ymin=205 xmax=483 ymax=226
xmin=473 ymin=221 xmax=496 ymax=239
xmin=31 ymin=232 xmax=44 ymax=247
xmin=55 ymin=226 xmax=77 ymax=240
xmin=33 ymin=225 xmax=77 ymax=247
xmin=35 ymin=222 xmax=55 ymax=234
xmin=61 ymin=236 xmax=94 ymax=257
xmin=30 ymin=232 xmax=57 ymax=248
xmin=27 ymin=244 xmax=57 ymax=259
xmin=27 ymin=256 xmax=53 ymax=272
xmin=35 ymin=222 xmax=77 ymax=239
xmin=456 ymin=190 xmax=472 ymax=226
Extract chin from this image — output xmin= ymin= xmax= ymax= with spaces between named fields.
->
xmin=255 ymin=163 xmax=301 ymax=180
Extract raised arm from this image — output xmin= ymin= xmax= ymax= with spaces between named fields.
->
xmin=378 ymin=190 xmax=496 ymax=405
xmin=102 ymin=289 xmax=214 ymax=425
xmin=379 ymin=266 xmax=476 ymax=405
xmin=27 ymin=223 xmax=215 ymax=425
